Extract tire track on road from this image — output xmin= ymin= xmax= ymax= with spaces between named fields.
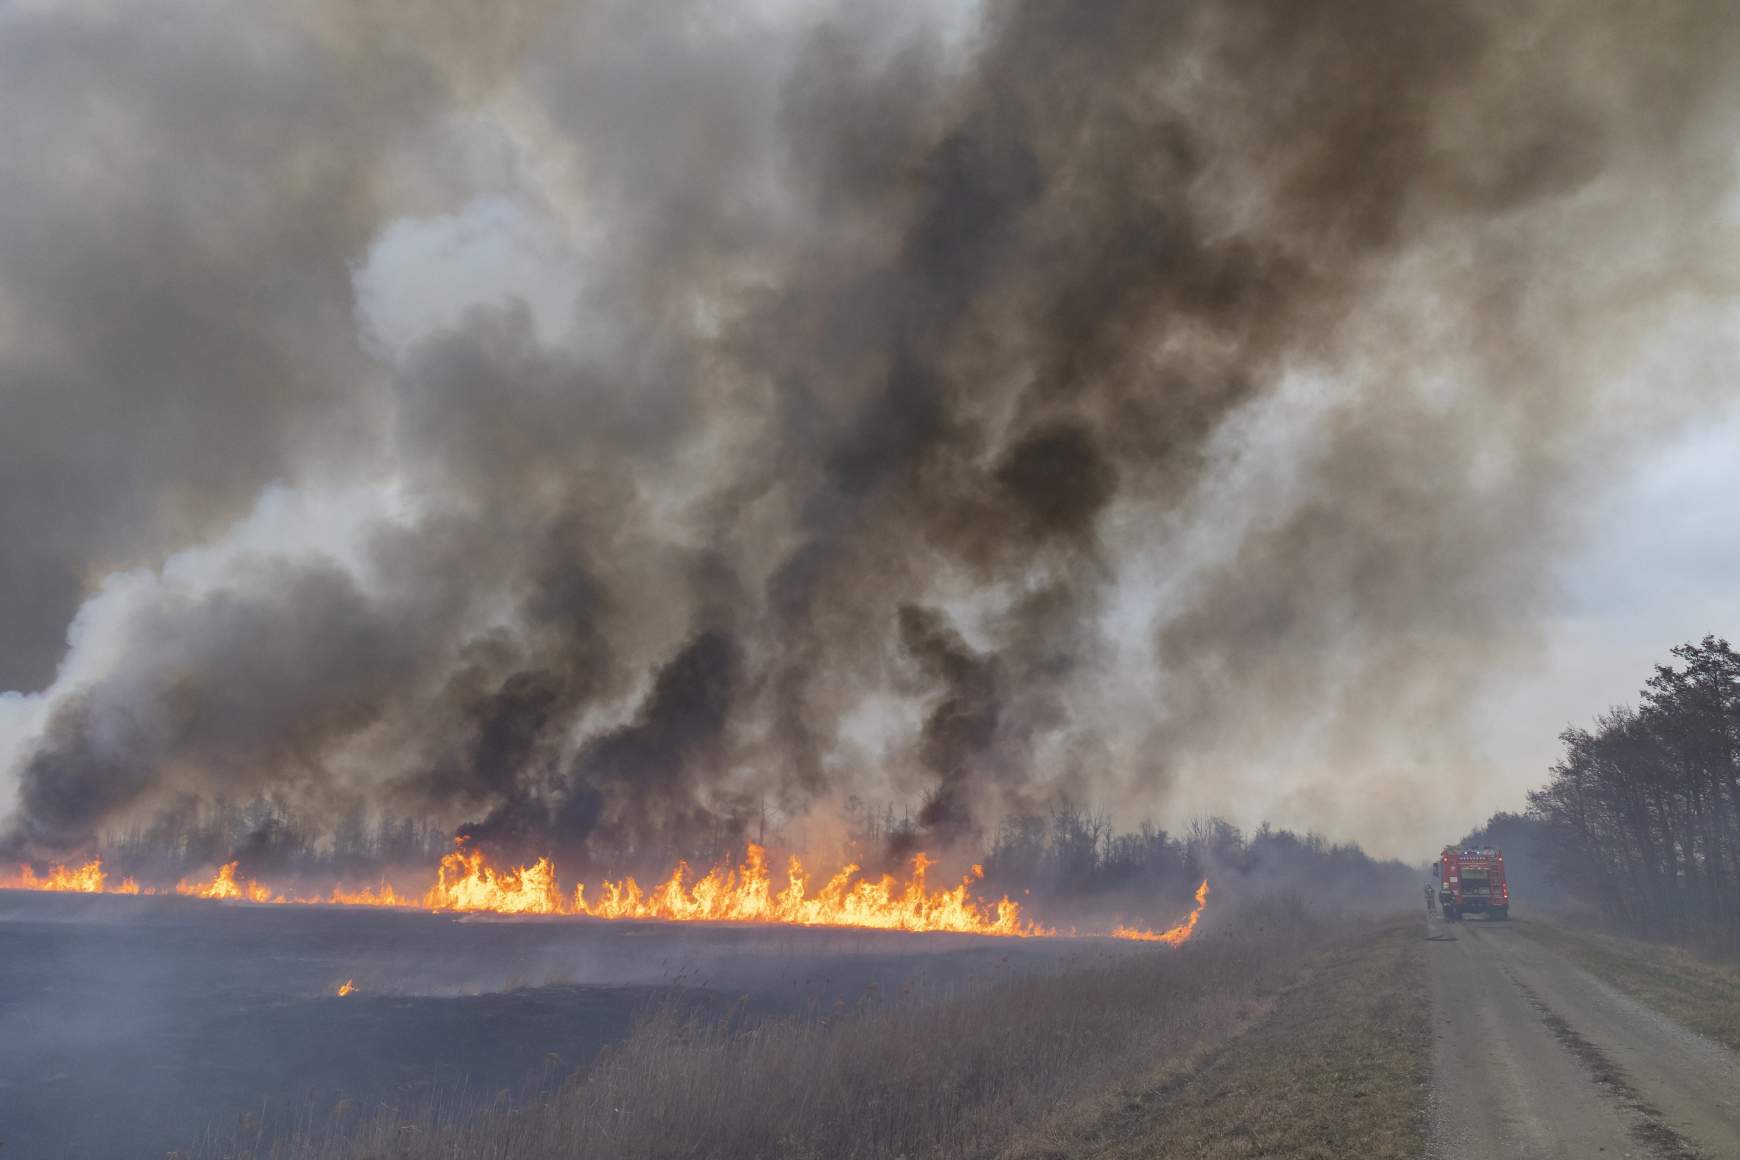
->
xmin=1425 ymin=913 xmax=1740 ymax=1159
xmin=1477 ymin=921 xmax=1740 ymax=1158
xmin=1504 ymin=967 xmax=1701 ymax=1160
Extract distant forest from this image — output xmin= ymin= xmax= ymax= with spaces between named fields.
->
xmin=1466 ymin=635 xmax=1740 ymax=949
xmin=979 ymin=810 xmax=1414 ymax=923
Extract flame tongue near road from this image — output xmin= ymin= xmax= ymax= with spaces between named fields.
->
xmin=1111 ymin=880 xmax=1210 ymax=944
xmin=3 ymin=846 xmax=1209 ymax=943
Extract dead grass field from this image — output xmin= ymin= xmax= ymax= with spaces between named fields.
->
xmin=1007 ymin=916 xmax=1428 ymax=1160
xmin=1515 ymin=919 xmax=1740 ymax=1052
xmin=190 ymin=898 xmax=1409 ymax=1160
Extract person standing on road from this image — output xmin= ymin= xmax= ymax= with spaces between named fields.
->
xmin=1425 ymin=882 xmax=1438 ymax=914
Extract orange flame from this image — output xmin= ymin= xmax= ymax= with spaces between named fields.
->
xmin=573 ymin=845 xmax=1042 ymax=936
xmin=327 ymin=880 xmax=415 ymax=908
xmin=176 ymin=862 xmax=274 ymax=904
xmin=336 ymin=979 xmax=356 ymax=997
xmin=424 ymin=846 xmax=566 ymax=915
xmin=2 ymin=848 xmax=1208 ymax=945
xmin=1 ymin=858 xmax=143 ymax=895
xmin=1112 ymin=879 xmax=1210 ymax=944
xmin=1 ymin=858 xmax=110 ymax=893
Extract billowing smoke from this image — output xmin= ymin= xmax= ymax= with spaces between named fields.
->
xmin=3 ymin=0 xmax=1737 ymax=866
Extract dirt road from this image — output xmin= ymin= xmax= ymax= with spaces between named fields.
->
xmin=1427 ymin=914 xmax=1740 ymax=1158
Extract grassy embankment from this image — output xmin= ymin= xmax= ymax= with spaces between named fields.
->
xmin=1007 ymin=916 xmax=1427 ymax=1160
xmin=1515 ymin=919 xmax=1740 ymax=1052
xmin=192 ymin=905 xmax=1428 ymax=1160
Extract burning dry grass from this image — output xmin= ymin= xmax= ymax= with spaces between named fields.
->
xmin=11 ymin=844 xmax=1205 ymax=939
xmin=190 ymin=896 xmax=1350 ymax=1160
xmin=0 ymin=856 xmax=139 ymax=894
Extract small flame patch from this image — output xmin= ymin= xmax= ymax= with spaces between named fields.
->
xmin=1111 ymin=879 xmax=1210 ymax=945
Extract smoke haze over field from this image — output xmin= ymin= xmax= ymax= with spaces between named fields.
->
xmin=2 ymin=0 xmax=1738 ymax=864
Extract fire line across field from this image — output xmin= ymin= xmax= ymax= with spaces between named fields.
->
xmin=2 ymin=841 xmax=1211 ymax=943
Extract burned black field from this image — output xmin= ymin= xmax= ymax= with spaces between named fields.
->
xmin=0 ymin=891 xmax=1093 ymax=1159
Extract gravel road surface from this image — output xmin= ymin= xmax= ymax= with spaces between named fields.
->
xmin=1427 ymin=914 xmax=1740 ymax=1159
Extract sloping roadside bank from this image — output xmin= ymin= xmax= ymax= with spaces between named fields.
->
xmin=1004 ymin=916 xmax=1429 ymax=1160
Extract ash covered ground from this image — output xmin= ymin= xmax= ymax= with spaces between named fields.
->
xmin=0 ymin=892 xmax=1100 ymax=1158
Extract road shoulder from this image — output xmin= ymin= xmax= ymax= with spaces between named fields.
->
xmin=1512 ymin=920 xmax=1740 ymax=1053
xmin=1482 ymin=919 xmax=1740 ymax=1156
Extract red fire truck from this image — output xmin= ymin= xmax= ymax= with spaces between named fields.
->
xmin=1435 ymin=846 xmax=1508 ymax=921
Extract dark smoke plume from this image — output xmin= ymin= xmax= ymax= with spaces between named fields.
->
xmin=3 ymin=0 xmax=1737 ymax=865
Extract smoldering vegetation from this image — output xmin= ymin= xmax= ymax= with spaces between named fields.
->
xmin=180 ymin=898 xmax=1342 ymax=1160
xmin=981 ymin=812 xmax=1414 ymax=927
xmin=0 ymin=893 xmax=1083 ymax=1159
xmin=0 ymin=881 xmax=1385 ymax=1160
xmin=0 ymin=811 xmax=1412 ymax=1157
xmin=4 ymin=0 xmax=1739 ymax=869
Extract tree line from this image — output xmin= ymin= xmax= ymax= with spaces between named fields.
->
xmin=1504 ymin=635 xmax=1739 ymax=946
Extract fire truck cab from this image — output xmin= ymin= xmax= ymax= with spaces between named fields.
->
xmin=1435 ymin=846 xmax=1508 ymax=921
